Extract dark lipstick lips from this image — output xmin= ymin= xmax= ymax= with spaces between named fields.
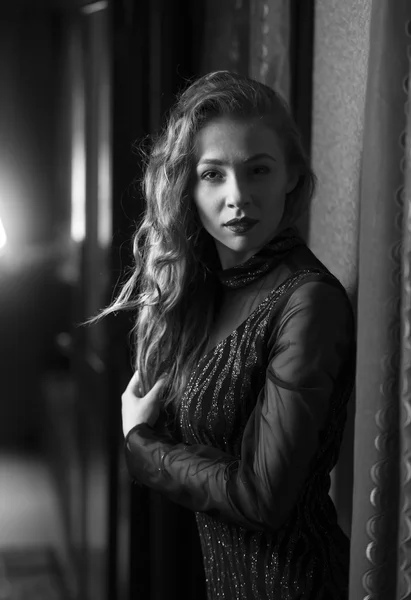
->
xmin=224 ymin=217 xmax=258 ymax=226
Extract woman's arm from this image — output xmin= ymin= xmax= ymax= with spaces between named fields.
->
xmin=124 ymin=280 xmax=355 ymax=532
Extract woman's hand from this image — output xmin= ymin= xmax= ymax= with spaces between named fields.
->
xmin=122 ymin=370 xmax=167 ymax=438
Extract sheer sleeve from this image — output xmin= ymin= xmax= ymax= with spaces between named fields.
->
xmin=124 ymin=280 xmax=355 ymax=532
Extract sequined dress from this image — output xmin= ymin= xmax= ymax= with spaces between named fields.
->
xmin=125 ymin=242 xmax=356 ymax=600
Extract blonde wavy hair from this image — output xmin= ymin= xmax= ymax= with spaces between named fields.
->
xmin=89 ymin=70 xmax=316 ymax=412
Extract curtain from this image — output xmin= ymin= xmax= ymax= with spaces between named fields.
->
xmin=199 ymin=0 xmax=290 ymax=99
xmin=308 ymin=0 xmax=371 ymax=544
xmin=307 ymin=1 xmax=411 ymax=598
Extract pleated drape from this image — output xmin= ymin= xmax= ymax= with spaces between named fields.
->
xmin=351 ymin=4 xmax=406 ymax=595
xmin=307 ymin=1 xmax=411 ymax=598
xmin=198 ymin=0 xmax=291 ymax=101
xmin=398 ymin=34 xmax=411 ymax=599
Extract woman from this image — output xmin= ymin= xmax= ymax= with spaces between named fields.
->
xmin=100 ymin=71 xmax=356 ymax=599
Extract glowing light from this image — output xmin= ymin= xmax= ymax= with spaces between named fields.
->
xmin=97 ymin=54 xmax=112 ymax=249
xmin=70 ymin=29 xmax=86 ymax=244
xmin=0 ymin=217 xmax=7 ymax=249
xmin=96 ymin=14 xmax=112 ymax=250
xmin=71 ymin=114 xmax=86 ymax=243
xmin=82 ymin=0 xmax=108 ymax=14
xmin=98 ymin=138 xmax=112 ymax=248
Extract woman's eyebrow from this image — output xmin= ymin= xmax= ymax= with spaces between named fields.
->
xmin=197 ymin=158 xmax=226 ymax=166
xmin=244 ymin=153 xmax=277 ymax=163
xmin=197 ymin=153 xmax=276 ymax=166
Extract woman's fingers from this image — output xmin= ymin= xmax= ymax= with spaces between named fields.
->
xmin=145 ymin=377 xmax=167 ymax=400
xmin=126 ymin=370 xmax=141 ymax=395
xmin=128 ymin=370 xmax=139 ymax=383
xmin=126 ymin=372 xmax=167 ymax=398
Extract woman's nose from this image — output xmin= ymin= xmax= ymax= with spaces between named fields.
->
xmin=226 ymin=176 xmax=251 ymax=208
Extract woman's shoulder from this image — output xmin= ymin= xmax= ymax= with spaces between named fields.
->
xmin=265 ymin=254 xmax=356 ymax=361
xmin=277 ymin=243 xmax=347 ymax=294
xmin=283 ymin=243 xmax=333 ymax=276
xmin=267 ymin=244 xmax=354 ymax=332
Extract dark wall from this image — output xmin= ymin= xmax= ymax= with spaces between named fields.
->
xmin=0 ymin=12 xmax=69 ymax=447
xmin=0 ymin=15 xmax=61 ymax=245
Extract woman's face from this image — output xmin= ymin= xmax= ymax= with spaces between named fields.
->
xmin=192 ymin=115 xmax=298 ymax=269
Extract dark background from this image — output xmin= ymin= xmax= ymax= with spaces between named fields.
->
xmin=0 ymin=1 xmax=314 ymax=598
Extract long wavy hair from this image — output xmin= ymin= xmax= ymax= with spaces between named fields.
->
xmin=88 ymin=70 xmax=317 ymax=411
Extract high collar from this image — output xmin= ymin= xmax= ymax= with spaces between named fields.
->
xmin=215 ymin=226 xmax=306 ymax=289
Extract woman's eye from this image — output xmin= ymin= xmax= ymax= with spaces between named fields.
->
xmin=201 ymin=170 xmax=223 ymax=181
xmin=252 ymin=165 xmax=270 ymax=175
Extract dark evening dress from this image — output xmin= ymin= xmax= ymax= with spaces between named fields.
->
xmin=125 ymin=228 xmax=356 ymax=600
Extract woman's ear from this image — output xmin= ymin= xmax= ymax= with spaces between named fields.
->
xmin=285 ymin=168 xmax=300 ymax=194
